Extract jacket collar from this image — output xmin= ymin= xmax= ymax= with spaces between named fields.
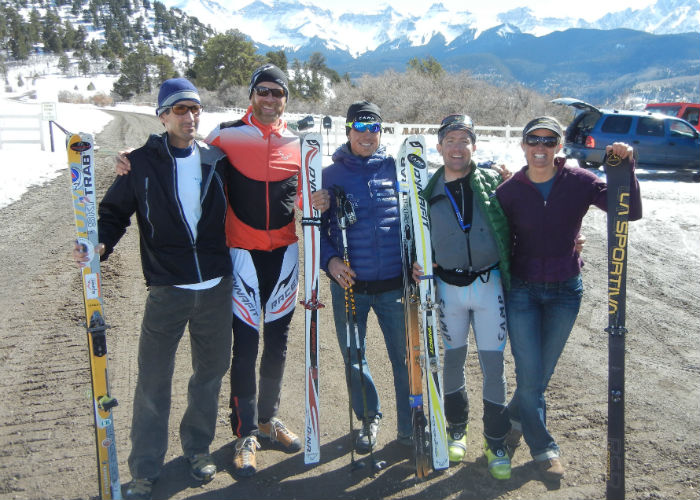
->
xmin=243 ymin=105 xmax=286 ymax=139
xmin=513 ymin=156 xmax=567 ymax=184
xmin=331 ymin=142 xmax=388 ymax=171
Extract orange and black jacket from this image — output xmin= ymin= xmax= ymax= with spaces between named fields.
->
xmin=205 ymin=106 xmax=301 ymax=251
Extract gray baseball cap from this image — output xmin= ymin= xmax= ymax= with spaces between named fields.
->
xmin=522 ymin=116 xmax=563 ymax=138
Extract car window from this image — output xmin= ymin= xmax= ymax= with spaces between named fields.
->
xmin=601 ymin=116 xmax=632 ymax=134
xmin=669 ymin=120 xmax=697 ymax=138
xmin=683 ymin=108 xmax=699 ymax=126
xmin=636 ymin=117 xmax=665 ymax=137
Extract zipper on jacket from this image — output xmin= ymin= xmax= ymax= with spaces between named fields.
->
xmin=144 ymin=177 xmax=155 ymax=238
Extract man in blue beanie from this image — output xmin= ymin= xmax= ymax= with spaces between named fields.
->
xmin=74 ymin=77 xmax=233 ymax=500
xmin=115 ymin=67 xmax=329 ymax=480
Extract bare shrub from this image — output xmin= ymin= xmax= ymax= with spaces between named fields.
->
xmin=323 ymin=70 xmax=570 ymax=126
xmin=90 ymin=93 xmax=114 ymax=107
xmin=58 ymin=91 xmax=86 ymax=104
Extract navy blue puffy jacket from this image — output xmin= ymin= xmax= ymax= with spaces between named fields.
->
xmin=320 ymin=143 xmax=402 ymax=281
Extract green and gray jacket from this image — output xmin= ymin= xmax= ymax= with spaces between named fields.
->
xmin=422 ymin=162 xmax=511 ymax=290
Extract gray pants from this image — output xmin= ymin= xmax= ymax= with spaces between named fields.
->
xmin=127 ymin=277 xmax=233 ymax=480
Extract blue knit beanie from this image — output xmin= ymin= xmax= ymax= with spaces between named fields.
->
xmin=156 ymin=78 xmax=200 ymax=116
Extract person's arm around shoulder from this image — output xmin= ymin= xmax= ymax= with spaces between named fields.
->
xmin=115 ymin=148 xmax=134 ymax=176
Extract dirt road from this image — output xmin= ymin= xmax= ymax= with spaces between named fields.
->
xmin=0 ymin=111 xmax=698 ymax=500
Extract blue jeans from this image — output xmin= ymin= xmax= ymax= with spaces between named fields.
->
xmin=330 ymin=282 xmax=412 ymax=437
xmin=506 ymin=274 xmax=583 ymax=460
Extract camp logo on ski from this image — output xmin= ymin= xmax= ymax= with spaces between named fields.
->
xmin=70 ymin=140 xmax=93 ymax=152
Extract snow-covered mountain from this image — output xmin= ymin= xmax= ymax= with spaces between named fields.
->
xmin=163 ymin=0 xmax=699 ymax=56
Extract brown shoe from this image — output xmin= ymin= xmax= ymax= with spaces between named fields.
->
xmin=504 ymin=426 xmax=522 ymax=458
xmin=258 ymin=418 xmax=302 ymax=452
xmin=537 ymin=457 xmax=565 ymax=481
xmin=233 ymin=435 xmax=260 ymax=478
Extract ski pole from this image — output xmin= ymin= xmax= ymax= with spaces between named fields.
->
xmin=334 ymin=186 xmax=385 ymax=474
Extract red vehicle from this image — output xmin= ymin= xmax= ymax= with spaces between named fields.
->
xmin=644 ymin=102 xmax=700 ymax=131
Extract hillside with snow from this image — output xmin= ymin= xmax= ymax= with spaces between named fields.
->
xmin=162 ymin=0 xmax=700 ymax=56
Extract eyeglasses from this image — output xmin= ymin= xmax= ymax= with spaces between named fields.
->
xmin=346 ymin=122 xmax=382 ymax=133
xmin=168 ymin=104 xmax=203 ymax=116
xmin=524 ymin=135 xmax=559 ymax=148
xmin=440 ymin=114 xmax=473 ymax=129
xmin=253 ymin=86 xmax=286 ymax=98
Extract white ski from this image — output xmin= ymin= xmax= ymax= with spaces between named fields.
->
xmin=402 ymin=135 xmax=449 ymax=471
xmin=300 ymin=133 xmax=324 ymax=465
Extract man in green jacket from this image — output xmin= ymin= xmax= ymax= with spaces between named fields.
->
xmin=414 ymin=114 xmax=512 ymax=479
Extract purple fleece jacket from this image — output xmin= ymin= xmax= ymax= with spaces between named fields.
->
xmin=495 ymin=157 xmax=642 ymax=283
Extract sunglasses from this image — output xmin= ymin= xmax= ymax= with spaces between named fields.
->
xmin=524 ymin=135 xmax=559 ymax=148
xmin=440 ymin=114 xmax=473 ymax=129
xmin=169 ymin=104 xmax=203 ymax=116
xmin=346 ymin=121 xmax=382 ymax=133
xmin=253 ymin=86 xmax=286 ymax=98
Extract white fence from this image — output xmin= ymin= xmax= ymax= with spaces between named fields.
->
xmin=284 ymin=113 xmax=524 ymax=153
xmin=0 ymin=113 xmax=45 ymax=150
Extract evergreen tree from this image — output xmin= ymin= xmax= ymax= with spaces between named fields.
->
xmin=88 ymin=39 xmax=101 ymax=61
xmin=42 ymin=9 xmax=64 ymax=54
xmin=0 ymin=54 xmax=7 ymax=82
xmin=112 ymin=43 xmax=152 ymax=98
xmin=8 ymin=8 xmax=31 ymax=60
xmin=28 ymin=9 xmax=42 ymax=45
xmin=266 ymin=50 xmax=288 ymax=71
xmin=78 ymin=55 xmax=91 ymax=76
xmin=63 ymin=20 xmax=77 ymax=51
xmin=58 ymin=54 xmax=71 ymax=74
xmin=191 ymin=30 xmax=260 ymax=90
xmin=407 ymin=56 xmax=444 ymax=78
xmin=104 ymin=25 xmax=126 ymax=58
xmin=152 ymin=54 xmax=177 ymax=84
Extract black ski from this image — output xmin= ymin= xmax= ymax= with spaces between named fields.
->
xmin=604 ymin=152 xmax=631 ymax=500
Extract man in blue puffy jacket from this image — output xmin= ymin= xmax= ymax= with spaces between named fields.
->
xmin=319 ymin=101 xmax=411 ymax=453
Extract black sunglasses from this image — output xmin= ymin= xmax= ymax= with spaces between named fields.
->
xmin=253 ymin=86 xmax=285 ymax=98
xmin=524 ymin=135 xmax=559 ymax=148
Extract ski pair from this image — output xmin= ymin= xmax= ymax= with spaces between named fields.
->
xmin=604 ymin=153 xmax=631 ymax=500
xmin=396 ymin=136 xmax=450 ymax=476
xmin=68 ymin=133 xmax=122 ymax=500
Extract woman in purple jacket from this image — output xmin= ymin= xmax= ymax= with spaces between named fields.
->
xmin=495 ymin=116 xmax=642 ymax=482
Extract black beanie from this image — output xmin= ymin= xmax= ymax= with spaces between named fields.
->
xmin=248 ymin=63 xmax=289 ymax=99
xmin=345 ymin=101 xmax=382 ymax=134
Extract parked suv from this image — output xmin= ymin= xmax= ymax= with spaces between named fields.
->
xmin=552 ymin=98 xmax=700 ymax=171
xmin=644 ymin=102 xmax=700 ymax=131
